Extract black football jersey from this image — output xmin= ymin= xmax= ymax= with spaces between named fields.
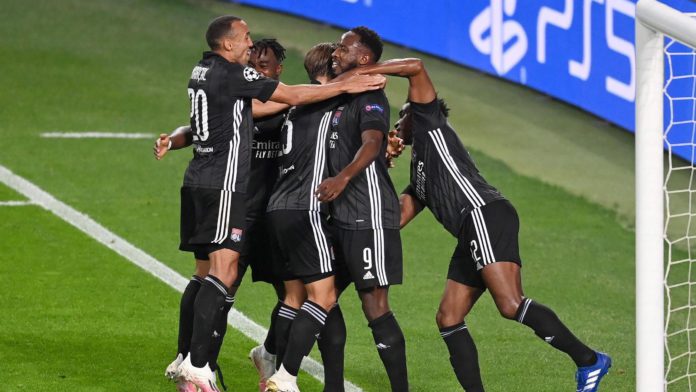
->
xmin=183 ymin=51 xmax=279 ymax=192
xmin=267 ymin=96 xmax=343 ymax=214
xmin=246 ymin=112 xmax=285 ymax=220
xmin=326 ymin=90 xmax=400 ymax=230
xmin=404 ymin=99 xmax=505 ymax=236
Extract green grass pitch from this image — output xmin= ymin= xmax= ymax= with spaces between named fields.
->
xmin=0 ymin=0 xmax=635 ymax=390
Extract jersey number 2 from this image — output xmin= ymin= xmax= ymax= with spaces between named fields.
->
xmin=188 ymin=88 xmax=209 ymax=141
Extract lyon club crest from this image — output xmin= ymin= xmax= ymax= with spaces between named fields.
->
xmin=231 ymin=228 xmax=243 ymax=242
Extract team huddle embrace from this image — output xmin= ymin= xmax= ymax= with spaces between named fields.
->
xmin=154 ymin=15 xmax=612 ymax=392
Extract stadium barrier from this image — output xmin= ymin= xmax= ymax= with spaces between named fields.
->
xmin=232 ymin=0 xmax=696 ymax=162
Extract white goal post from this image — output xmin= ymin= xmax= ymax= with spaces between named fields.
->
xmin=636 ymin=1 xmax=696 ymax=391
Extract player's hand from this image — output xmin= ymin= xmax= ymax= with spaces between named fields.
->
xmin=315 ymin=175 xmax=350 ymax=202
xmin=154 ymin=133 xmax=171 ymax=160
xmin=386 ymin=129 xmax=405 ymax=165
xmin=343 ymin=74 xmax=387 ymax=93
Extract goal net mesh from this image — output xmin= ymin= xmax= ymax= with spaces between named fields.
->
xmin=664 ymin=33 xmax=696 ymax=390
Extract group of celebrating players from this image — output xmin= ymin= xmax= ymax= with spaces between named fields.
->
xmin=153 ymin=14 xmax=612 ymax=392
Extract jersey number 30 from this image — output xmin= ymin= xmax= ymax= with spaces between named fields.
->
xmin=188 ymin=88 xmax=209 ymax=141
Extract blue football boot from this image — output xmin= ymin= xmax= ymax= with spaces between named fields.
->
xmin=575 ymin=352 xmax=612 ymax=392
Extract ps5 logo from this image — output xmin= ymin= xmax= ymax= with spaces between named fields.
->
xmin=470 ymin=0 xmax=528 ymax=75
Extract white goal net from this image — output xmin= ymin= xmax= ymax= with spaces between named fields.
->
xmin=664 ymin=34 xmax=696 ymax=391
xmin=637 ymin=1 xmax=696 ymax=391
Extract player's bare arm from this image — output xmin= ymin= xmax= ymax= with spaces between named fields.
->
xmin=269 ymin=74 xmax=385 ymax=106
xmin=315 ymin=129 xmax=383 ymax=202
xmin=399 ymin=193 xmax=424 ymax=228
xmin=153 ymin=125 xmax=193 ymax=160
xmin=356 ymin=58 xmax=436 ymax=104
xmin=252 ymin=99 xmax=290 ymax=118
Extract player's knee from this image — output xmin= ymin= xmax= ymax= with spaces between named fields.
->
xmin=308 ymin=293 xmax=337 ymax=311
xmin=436 ymin=306 xmax=463 ymax=328
xmin=496 ymin=300 xmax=521 ymax=320
xmin=361 ymin=294 xmax=390 ymax=321
xmin=283 ymin=291 xmax=306 ymax=309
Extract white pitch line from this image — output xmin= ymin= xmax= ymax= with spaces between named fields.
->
xmin=40 ymin=132 xmax=155 ymax=139
xmin=0 ymin=164 xmax=361 ymax=392
xmin=0 ymin=200 xmax=35 ymax=206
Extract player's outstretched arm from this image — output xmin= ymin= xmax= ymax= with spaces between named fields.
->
xmin=269 ymin=74 xmax=386 ymax=106
xmin=315 ymin=129 xmax=383 ymax=202
xmin=399 ymin=192 xmax=424 ymax=228
xmin=152 ymin=125 xmax=193 ymax=160
xmin=252 ymin=99 xmax=290 ymax=118
xmin=356 ymin=58 xmax=436 ymax=105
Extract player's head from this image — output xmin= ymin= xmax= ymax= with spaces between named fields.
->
xmin=249 ymin=38 xmax=286 ymax=80
xmin=304 ymin=42 xmax=337 ymax=82
xmin=395 ymin=98 xmax=449 ymax=145
xmin=331 ymin=26 xmax=383 ymax=75
xmin=206 ymin=15 xmax=254 ymax=65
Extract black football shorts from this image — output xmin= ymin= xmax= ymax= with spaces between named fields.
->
xmin=179 ymin=186 xmax=247 ymax=256
xmin=332 ymin=227 xmax=402 ymax=291
xmin=234 ymin=216 xmax=279 ymax=287
xmin=267 ymin=210 xmax=335 ymax=284
xmin=448 ymin=200 xmax=522 ymax=289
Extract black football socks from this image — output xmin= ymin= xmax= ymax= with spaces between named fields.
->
xmin=208 ymin=294 xmax=235 ymax=371
xmin=263 ymin=301 xmax=283 ymax=355
xmin=368 ymin=312 xmax=408 ymax=391
xmin=281 ymin=300 xmax=328 ymax=376
xmin=318 ymin=304 xmax=347 ymax=392
xmin=439 ymin=322 xmax=484 ymax=392
xmin=274 ymin=303 xmax=299 ymax=369
xmin=190 ymin=275 xmax=229 ymax=368
xmin=177 ymin=275 xmax=203 ymax=357
xmin=515 ymin=298 xmax=596 ymax=367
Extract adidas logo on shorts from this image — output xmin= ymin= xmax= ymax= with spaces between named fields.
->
xmin=363 ymin=271 xmax=375 ymax=280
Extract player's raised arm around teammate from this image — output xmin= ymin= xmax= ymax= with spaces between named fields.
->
xmin=355 ymin=58 xmax=436 ymax=104
xmin=269 ymin=73 xmax=385 ymax=106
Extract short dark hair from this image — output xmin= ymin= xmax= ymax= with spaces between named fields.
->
xmin=304 ymin=42 xmax=336 ymax=80
xmin=350 ymin=26 xmax=383 ymax=62
xmin=438 ymin=98 xmax=450 ymax=118
xmin=253 ymin=38 xmax=287 ymax=63
xmin=206 ymin=15 xmax=241 ymax=50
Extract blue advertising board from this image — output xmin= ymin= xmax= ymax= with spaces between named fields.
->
xmin=232 ymin=0 xmax=696 ymax=162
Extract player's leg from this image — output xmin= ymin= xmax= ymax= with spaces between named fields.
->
xmin=170 ymin=186 xmax=213 ymax=391
xmin=357 ymin=287 xmax=408 ymax=392
xmin=273 ymin=279 xmax=305 ymax=370
xmin=167 ymin=258 xmax=210 ymax=376
xmin=317 ymin=302 xmax=346 ymax=392
xmin=166 ymin=257 xmax=210 ymax=392
xmin=261 ymin=282 xmax=286 ymax=358
xmin=179 ymin=189 xmax=246 ymax=392
xmin=477 ymin=200 xmax=610 ymax=391
xmin=342 ymin=228 xmax=407 ymax=392
xmin=206 ymin=254 xmax=246 ymax=391
xmin=268 ymin=276 xmax=336 ymax=392
xmin=317 ymin=262 xmax=352 ymax=392
xmin=250 ymin=282 xmax=287 ymax=391
xmin=437 ymin=279 xmax=485 ymax=392
xmin=266 ymin=210 xmax=337 ymax=392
